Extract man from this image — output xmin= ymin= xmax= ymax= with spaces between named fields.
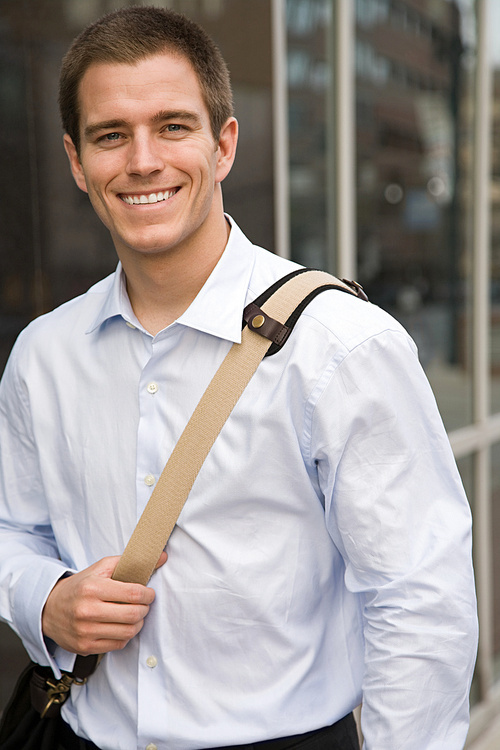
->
xmin=0 ymin=6 xmax=477 ymax=750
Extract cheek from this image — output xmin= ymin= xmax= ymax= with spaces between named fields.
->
xmin=83 ymin=152 xmax=121 ymax=188
xmin=174 ymin=142 xmax=217 ymax=175
xmin=82 ymin=161 xmax=121 ymax=209
xmin=84 ymin=181 xmax=117 ymax=231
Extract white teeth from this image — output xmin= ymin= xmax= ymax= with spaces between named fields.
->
xmin=121 ymin=190 xmax=175 ymax=205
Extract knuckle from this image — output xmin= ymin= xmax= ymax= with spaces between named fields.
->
xmin=125 ymin=624 xmax=139 ymax=640
xmin=74 ymin=621 xmax=93 ymax=644
xmin=127 ymin=604 xmax=149 ymax=624
xmin=73 ymin=601 xmax=93 ymax=624
xmin=78 ymin=579 xmax=99 ymax=602
xmin=127 ymin=585 xmax=147 ymax=605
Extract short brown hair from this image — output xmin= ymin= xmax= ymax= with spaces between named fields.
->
xmin=59 ymin=5 xmax=234 ymax=155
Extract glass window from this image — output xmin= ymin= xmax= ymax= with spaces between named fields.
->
xmin=0 ymin=0 xmax=274 ymax=375
xmin=0 ymin=0 xmax=274 ymax=712
xmin=287 ymin=0 xmax=335 ymax=271
xmin=0 ymin=24 xmax=33 ymax=370
xmin=489 ymin=0 xmax=500 ymax=414
xmin=355 ymin=0 xmax=477 ymax=432
xmin=192 ymin=0 xmax=274 ymax=253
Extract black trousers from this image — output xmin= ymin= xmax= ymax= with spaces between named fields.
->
xmin=58 ymin=712 xmax=360 ymax=750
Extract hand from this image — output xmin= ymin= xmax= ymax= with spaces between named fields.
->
xmin=41 ymin=552 xmax=168 ymax=656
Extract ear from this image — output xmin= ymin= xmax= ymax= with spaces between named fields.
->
xmin=63 ymin=134 xmax=89 ymax=194
xmin=215 ymin=117 xmax=238 ymax=184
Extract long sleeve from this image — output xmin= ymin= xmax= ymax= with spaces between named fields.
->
xmin=0 ymin=336 xmax=74 ymax=670
xmin=313 ymin=328 xmax=478 ymax=749
xmin=0 ymin=225 xmax=480 ymax=749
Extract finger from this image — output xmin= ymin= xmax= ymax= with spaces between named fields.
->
xmin=155 ymin=550 xmax=168 ymax=569
xmin=86 ymin=577 xmax=157 ymax=606
xmin=86 ymin=601 xmax=151 ymax=626
xmin=81 ymin=640 xmax=131 ymax=655
xmin=91 ymin=556 xmax=123 ymax=578
xmin=81 ymin=631 xmax=143 ymax=655
xmin=82 ymin=619 xmax=146 ymax=642
xmin=75 ymin=621 xmax=147 ymax=656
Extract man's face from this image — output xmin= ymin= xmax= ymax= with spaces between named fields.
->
xmin=64 ymin=52 xmax=237 ymax=262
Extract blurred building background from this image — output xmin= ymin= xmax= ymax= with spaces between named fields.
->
xmin=0 ymin=0 xmax=499 ymax=745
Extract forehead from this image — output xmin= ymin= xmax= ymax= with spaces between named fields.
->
xmin=77 ymin=52 xmax=207 ymax=123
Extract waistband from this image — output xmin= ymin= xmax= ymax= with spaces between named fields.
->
xmin=58 ymin=712 xmax=358 ymax=750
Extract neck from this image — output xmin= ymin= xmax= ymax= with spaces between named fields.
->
xmin=120 ymin=214 xmax=230 ymax=336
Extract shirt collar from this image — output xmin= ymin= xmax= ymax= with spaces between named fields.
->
xmin=86 ymin=216 xmax=256 ymax=344
xmin=85 ymin=263 xmax=137 ymax=334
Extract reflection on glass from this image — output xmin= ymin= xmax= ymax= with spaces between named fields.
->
xmin=195 ymin=0 xmax=274 ymax=253
xmin=287 ymin=0 xmax=333 ymax=271
xmin=355 ymin=0 xmax=476 ymax=431
xmin=0 ymin=0 xmax=274 ymax=375
xmin=0 ymin=0 xmax=274 ymax=709
xmin=489 ymin=1 xmax=500 ymax=414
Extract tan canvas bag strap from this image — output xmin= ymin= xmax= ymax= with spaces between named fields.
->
xmin=112 ymin=271 xmax=362 ymax=586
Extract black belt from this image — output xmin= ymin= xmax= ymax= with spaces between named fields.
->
xmin=209 ymin=713 xmax=359 ymax=750
xmin=58 ymin=712 xmax=359 ymax=750
xmin=58 ymin=720 xmax=100 ymax=750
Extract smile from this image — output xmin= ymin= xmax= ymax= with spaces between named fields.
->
xmin=119 ymin=188 xmax=179 ymax=205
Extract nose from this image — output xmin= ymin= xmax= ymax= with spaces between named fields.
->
xmin=126 ymin=133 xmax=164 ymax=177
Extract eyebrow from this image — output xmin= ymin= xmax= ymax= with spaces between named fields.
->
xmin=84 ymin=119 xmax=126 ymax=139
xmin=152 ymin=110 xmax=202 ymax=127
xmin=84 ymin=110 xmax=203 ymax=140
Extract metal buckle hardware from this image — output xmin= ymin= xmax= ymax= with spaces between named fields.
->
xmin=340 ymin=278 xmax=369 ymax=301
xmin=40 ymin=673 xmax=85 ymax=719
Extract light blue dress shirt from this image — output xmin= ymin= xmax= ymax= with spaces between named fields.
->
xmin=0 ymin=218 xmax=477 ymax=750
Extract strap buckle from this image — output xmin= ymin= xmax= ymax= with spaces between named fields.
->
xmin=340 ymin=278 xmax=369 ymax=301
xmin=40 ymin=673 xmax=84 ymax=719
xmin=242 ymin=303 xmax=291 ymax=347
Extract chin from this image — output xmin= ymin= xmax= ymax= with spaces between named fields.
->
xmin=121 ymin=233 xmax=178 ymax=256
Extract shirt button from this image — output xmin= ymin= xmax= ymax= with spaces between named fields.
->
xmin=146 ymin=745 xmax=158 ymax=750
xmin=147 ymin=382 xmax=158 ymax=394
xmin=125 ymin=321 xmax=136 ymax=329
xmin=144 ymin=474 xmax=156 ymax=486
xmin=146 ymin=655 xmax=158 ymax=668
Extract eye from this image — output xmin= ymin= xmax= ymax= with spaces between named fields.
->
xmin=103 ymin=132 xmax=121 ymax=141
xmin=166 ymin=124 xmax=183 ymax=132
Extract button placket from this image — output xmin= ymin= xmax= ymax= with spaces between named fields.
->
xmin=137 ymin=339 xmax=164 ymax=519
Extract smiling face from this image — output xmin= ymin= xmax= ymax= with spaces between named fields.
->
xmin=63 ymin=52 xmax=238 ymax=267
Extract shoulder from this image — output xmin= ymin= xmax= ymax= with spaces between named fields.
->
xmin=247 ymin=245 xmax=412 ymax=356
xmin=246 ymin=245 xmax=304 ymax=297
xmin=7 ymin=272 xmax=116 ymax=365
xmin=301 ymin=287 xmax=412 ymax=355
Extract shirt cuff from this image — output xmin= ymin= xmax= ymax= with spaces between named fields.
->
xmin=11 ymin=558 xmax=77 ymax=676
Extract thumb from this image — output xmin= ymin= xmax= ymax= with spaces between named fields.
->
xmin=155 ymin=550 xmax=168 ymax=570
xmin=93 ymin=555 xmax=123 ymax=578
